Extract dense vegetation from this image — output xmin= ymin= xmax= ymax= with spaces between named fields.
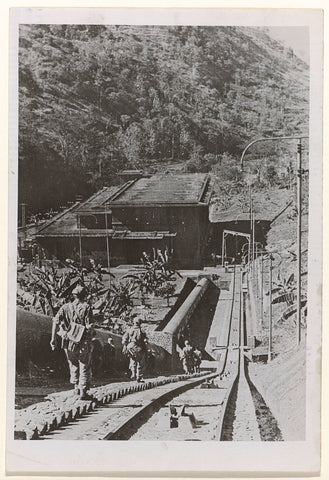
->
xmin=18 ymin=24 xmax=309 ymax=213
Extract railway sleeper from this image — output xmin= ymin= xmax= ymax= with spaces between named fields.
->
xmin=15 ymin=373 xmax=206 ymax=440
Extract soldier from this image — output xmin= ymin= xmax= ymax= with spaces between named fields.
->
xmin=122 ymin=316 xmax=147 ymax=382
xmin=50 ymin=285 xmax=94 ymax=400
xmin=181 ymin=340 xmax=194 ymax=374
xmin=193 ymin=346 xmax=202 ymax=373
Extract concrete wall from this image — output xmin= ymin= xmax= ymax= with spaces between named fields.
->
xmin=112 ymin=205 xmax=209 ymax=268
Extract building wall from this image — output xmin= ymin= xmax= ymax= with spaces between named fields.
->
xmin=38 ymin=205 xmax=211 ymax=269
xmin=112 ymin=205 xmax=209 ymax=268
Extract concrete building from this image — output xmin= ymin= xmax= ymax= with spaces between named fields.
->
xmin=35 ymin=173 xmax=213 ymax=269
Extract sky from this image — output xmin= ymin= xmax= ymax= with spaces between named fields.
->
xmin=266 ymin=26 xmax=310 ymax=64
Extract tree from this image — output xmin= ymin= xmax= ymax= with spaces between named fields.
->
xmin=264 ymin=165 xmax=278 ymax=186
xmin=18 ymin=24 xmax=309 ymax=212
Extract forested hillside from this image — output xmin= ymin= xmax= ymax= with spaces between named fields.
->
xmin=18 ymin=25 xmax=309 ymax=212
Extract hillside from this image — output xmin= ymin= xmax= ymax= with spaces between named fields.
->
xmin=18 ymin=25 xmax=309 ymax=214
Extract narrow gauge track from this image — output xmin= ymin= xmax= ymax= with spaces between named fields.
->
xmin=218 ymin=267 xmax=262 ymax=441
xmin=219 ymin=269 xmax=282 ymax=442
xmin=43 ymin=267 xmax=246 ymax=441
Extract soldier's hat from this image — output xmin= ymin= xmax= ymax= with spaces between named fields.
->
xmin=133 ymin=316 xmax=142 ymax=325
xmin=72 ymin=284 xmax=87 ymax=299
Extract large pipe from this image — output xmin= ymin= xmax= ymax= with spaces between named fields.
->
xmin=15 ymin=308 xmax=170 ymax=375
xmin=163 ymin=278 xmax=209 ymax=336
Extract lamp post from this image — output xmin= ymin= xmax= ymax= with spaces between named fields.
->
xmin=235 ymin=213 xmax=244 ymax=264
xmin=254 ymin=242 xmax=263 ymax=295
xmin=248 ymin=171 xmax=253 ymax=276
xmin=240 ymin=135 xmax=308 ymax=345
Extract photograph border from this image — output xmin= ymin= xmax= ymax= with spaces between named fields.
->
xmin=5 ymin=5 xmax=323 ymax=476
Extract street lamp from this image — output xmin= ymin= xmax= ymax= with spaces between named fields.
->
xmin=240 ymin=135 xmax=309 ymax=345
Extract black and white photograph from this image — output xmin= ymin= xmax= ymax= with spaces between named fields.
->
xmin=6 ymin=7 xmax=322 ymax=475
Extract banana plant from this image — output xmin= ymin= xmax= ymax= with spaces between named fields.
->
xmin=267 ymin=271 xmax=307 ymax=327
xmin=16 ymin=258 xmax=115 ymax=316
xmin=17 ymin=264 xmax=74 ymax=315
xmin=124 ymin=248 xmax=181 ymax=299
xmin=93 ymin=279 xmax=138 ymax=317
xmin=269 ymin=273 xmax=296 ymax=306
xmin=278 ymin=297 xmax=307 ymax=325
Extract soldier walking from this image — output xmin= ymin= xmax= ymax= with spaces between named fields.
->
xmin=122 ymin=316 xmax=147 ymax=382
xmin=193 ymin=346 xmax=202 ymax=373
xmin=181 ymin=340 xmax=194 ymax=374
xmin=50 ymin=285 xmax=94 ymax=400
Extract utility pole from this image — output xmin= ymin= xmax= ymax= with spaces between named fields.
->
xmin=78 ymin=214 xmax=82 ymax=266
xmin=268 ymin=255 xmax=273 ymax=362
xmin=21 ymin=203 xmax=27 ymax=228
xmin=260 ymin=254 xmax=264 ymax=326
xmin=252 ymin=211 xmax=255 ymax=275
xmin=296 ymin=139 xmax=302 ymax=345
xmin=104 ymin=203 xmax=111 ymax=291
xmin=255 ymin=243 xmax=258 ymax=293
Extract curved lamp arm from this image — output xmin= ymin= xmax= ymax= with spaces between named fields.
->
xmin=240 ymin=135 xmax=309 ymax=169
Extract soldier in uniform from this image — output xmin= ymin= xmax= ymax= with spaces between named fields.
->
xmin=122 ymin=316 xmax=147 ymax=382
xmin=193 ymin=346 xmax=202 ymax=373
xmin=50 ymin=285 xmax=94 ymax=399
xmin=181 ymin=340 xmax=194 ymax=374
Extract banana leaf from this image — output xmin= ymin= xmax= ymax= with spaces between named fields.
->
xmin=279 ymin=298 xmax=307 ymax=321
xmin=272 ymin=291 xmax=295 ymax=305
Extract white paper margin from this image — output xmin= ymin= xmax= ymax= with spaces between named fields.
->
xmin=6 ymin=6 xmax=323 ymax=475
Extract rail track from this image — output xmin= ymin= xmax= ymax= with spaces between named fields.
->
xmin=17 ymin=266 xmax=281 ymax=441
xmin=40 ymin=266 xmax=242 ymax=441
xmin=218 ymin=268 xmax=282 ymax=442
xmin=218 ymin=266 xmax=263 ymax=441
